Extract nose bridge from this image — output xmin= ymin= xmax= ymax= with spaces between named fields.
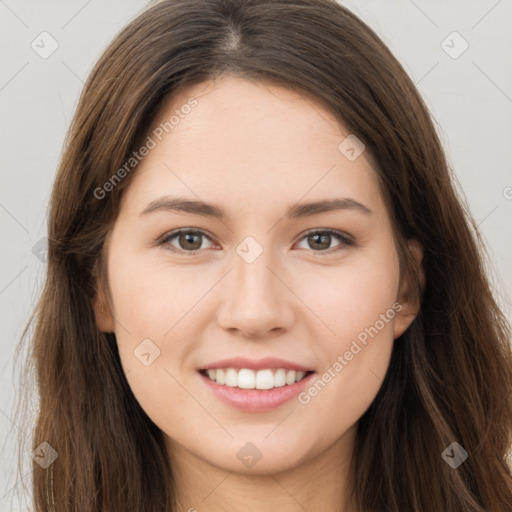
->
xmin=216 ymin=237 xmax=294 ymax=335
xmin=235 ymin=245 xmax=277 ymax=298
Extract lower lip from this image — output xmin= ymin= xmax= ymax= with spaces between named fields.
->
xmin=199 ymin=371 xmax=316 ymax=412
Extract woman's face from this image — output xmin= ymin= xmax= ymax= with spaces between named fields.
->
xmin=94 ymin=76 xmax=421 ymax=475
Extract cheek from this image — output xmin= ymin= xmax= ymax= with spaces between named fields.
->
xmin=106 ymin=257 xmax=200 ymax=426
xmin=298 ymin=304 xmax=395 ymax=443
xmin=305 ymin=244 xmax=400 ymax=345
xmin=296 ymin=249 xmax=399 ymax=426
xmin=108 ymin=252 xmax=209 ymax=340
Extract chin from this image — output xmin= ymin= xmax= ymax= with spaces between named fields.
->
xmin=190 ymin=433 xmax=316 ymax=475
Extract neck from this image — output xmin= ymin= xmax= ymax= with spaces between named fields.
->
xmin=166 ymin=425 xmax=357 ymax=512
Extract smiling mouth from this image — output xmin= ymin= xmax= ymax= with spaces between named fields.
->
xmin=198 ymin=368 xmax=314 ymax=390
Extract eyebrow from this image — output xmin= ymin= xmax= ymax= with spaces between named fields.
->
xmin=139 ymin=196 xmax=373 ymax=219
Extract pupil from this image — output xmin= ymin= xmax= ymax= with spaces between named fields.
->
xmin=311 ymin=233 xmax=330 ymax=250
xmin=182 ymin=233 xmax=200 ymax=250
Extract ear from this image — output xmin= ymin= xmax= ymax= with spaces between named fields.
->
xmin=91 ymin=259 xmax=116 ymax=333
xmin=393 ymin=238 xmax=425 ymax=339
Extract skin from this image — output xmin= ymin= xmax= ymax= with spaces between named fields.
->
xmin=93 ymin=75 xmax=423 ymax=512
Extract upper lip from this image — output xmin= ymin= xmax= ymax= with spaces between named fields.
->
xmin=200 ymin=357 xmax=313 ymax=372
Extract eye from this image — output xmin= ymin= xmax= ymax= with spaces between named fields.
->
xmin=159 ymin=229 xmax=215 ymax=253
xmin=295 ymin=229 xmax=354 ymax=255
xmin=158 ymin=228 xmax=354 ymax=255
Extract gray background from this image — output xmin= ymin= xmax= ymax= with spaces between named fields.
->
xmin=1 ymin=1 xmax=511 ymax=510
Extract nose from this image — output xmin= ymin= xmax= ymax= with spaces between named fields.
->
xmin=216 ymin=248 xmax=295 ymax=339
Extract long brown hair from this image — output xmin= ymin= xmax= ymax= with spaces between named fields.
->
xmin=15 ymin=0 xmax=512 ymax=510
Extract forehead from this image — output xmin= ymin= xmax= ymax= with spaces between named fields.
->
xmin=120 ymin=76 xmax=385 ymax=220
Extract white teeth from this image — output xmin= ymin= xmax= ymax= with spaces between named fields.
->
xmin=225 ymin=368 xmax=238 ymax=387
xmin=274 ymin=368 xmax=287 ymax=387
xmin=256 ymin=369 xmax=274 ymax=390
xmin=216 ymin=368 xmax=225 ymax=385
xmin=203 ymin=368 xmax=310 ymax=389
xmin=238 ymin=369 xmax=255 ymax=389
xmin=296 ymin=371 xmax=306 ymax=381
xmin=286 ymin=370 xmax=296 ymax=385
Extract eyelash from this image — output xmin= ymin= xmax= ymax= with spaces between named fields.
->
xmin=157 ymin=228 xmax=355 ymax=256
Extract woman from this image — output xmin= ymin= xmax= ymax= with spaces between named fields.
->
xmin=17 ymin=0 xmax=512 ymax=510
